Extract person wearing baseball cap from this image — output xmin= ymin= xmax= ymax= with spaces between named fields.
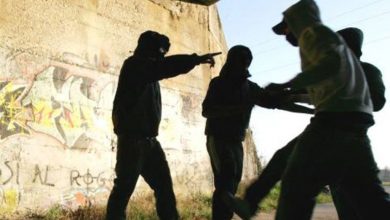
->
xmin=266 ymin=1 xmax=390 ymax=219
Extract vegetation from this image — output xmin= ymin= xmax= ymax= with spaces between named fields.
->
xmin=237 ymin=181 xmax=333 ymax=213
xmin=1 ymin=182 xmax=336 ymax=219
xmin=0 ymin=192 xmax=212 ymax=220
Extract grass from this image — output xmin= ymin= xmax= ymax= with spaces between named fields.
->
xmin=0 ymin=192 xmax=212 ymax=220
xmin=236 ymin=181 xmax=333 ymax=213
xmin=0 ymin=181 xmax=338 ymax=219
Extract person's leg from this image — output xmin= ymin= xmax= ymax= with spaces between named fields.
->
xmin=141 ymin=139 xmax=179 ymax=220
xmin=275 ymin=122 xmax=353 ymax=220
xmin=330 ymin=184 xmax=360 ymax=220
xmin=106 ymin=136 xmax=145 ymax=220
xmin=232 ymin=140 xmax=244 ymax=194
xmin=275 ymin=130 xmax=325 ymax=220
xmin=333 ymin=135 xmax=390 ymax=220
xmin=243 ymin=136 xmax=298 ymax=215
xmin=207 ymin=136 xmax=243 ymax=220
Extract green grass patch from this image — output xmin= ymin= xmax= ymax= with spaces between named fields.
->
xmin=237 ymin=181 xmax=333 ymax=213
xmin=259 ymin=183 xmax=281 ymax=212
xmin=0 ymin=192 xmax=212 ymax=220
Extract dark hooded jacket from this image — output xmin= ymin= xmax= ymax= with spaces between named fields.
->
xmin=202 ymin=46 xmax=276 ymax=140
xmin=282 ymin=0 xmax=373 ymax=115
xmin=337 ymin=27 xmax=386 ymax=112
xmin=362 ymin=62 xmax=386 ymax=111
xmin=112 ymin=46 xmax=201 ymax=137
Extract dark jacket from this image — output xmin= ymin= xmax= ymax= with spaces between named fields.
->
xmin=112 ymin=54 xmax=200 ymax=136
xmin=202 ymin=76 xmax=275 ymax=141
xmin=362 ymin=62 xmax=386 ymax=112
xmin=337 ymin=27 xmax=386 ymax=112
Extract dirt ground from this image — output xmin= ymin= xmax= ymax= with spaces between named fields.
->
xmin=238 ymin=186 xmax=390 ymax=220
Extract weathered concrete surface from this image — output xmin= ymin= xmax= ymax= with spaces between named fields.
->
xmin=0 ymin=0 xmax=259 ymax=212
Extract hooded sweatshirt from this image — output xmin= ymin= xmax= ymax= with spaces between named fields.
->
xmin=283 ymin=0 xmax=373 ymax=115
xmin=202 ymin=46 xmax=277 ymax=140
xmin=337 ymin=27 xmax=386 ymax=112
xmin=113 ymin=53 xmax=201 ymax=137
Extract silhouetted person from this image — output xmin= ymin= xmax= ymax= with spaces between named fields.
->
xmin=231 ymin=27 xmax=388 ymax=220
xmin=202 ymin=45 xmax=313 ymax=220
xmin=330 ymin=27 xmax=386 ymax=220
xmin=106 ymin=30 xmax=220 ymax=220
xmin=261 ymin=0 xmax=390 ymax=219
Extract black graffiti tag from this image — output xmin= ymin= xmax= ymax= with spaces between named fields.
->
xmin=32 ymin=165 xmax=55 ymax=187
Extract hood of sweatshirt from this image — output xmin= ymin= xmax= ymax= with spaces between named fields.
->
xmin=274 ymin=0 xmax=322 ymax=39
xmin=220 ymin=45 xmax=252 ymax=80
xmin=337 ymin=27 xmax=364 ymax=58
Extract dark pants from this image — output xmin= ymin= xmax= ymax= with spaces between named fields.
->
xmin=244 ymin=137 xmax=298 ymax=215
xmin=207 ymin=136 xmax=243 ymax=220
xmin=245 ymin=132 xmax=390 ymax=220
xmin=106 ymin=136 xmax=179 ymax=220
xmin=275 ymin=120 xmax=390 ymax=220
xmin=331 ymin=183 xmax=360 ymax=220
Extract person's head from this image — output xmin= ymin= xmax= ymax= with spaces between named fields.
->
xmin=272 ymin=0 xmax=322 ymax=47
xmin=134 ymin=30 xmax=171 ymax=59
xmin=226 ymin=45 xmax=253 ymax=69
xmin=272 ymin=19 xmax=298 ymax=46
xmin=337 ymin=27 xmax=364 ymax=58
xmin=221 ymin=45 xmax=252 ymax=81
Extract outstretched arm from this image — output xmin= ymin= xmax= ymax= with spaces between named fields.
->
xmin=131 ymin=52 xmax=222 ymax=83
xmin=252 ymin=85 xmax=314 ymax=114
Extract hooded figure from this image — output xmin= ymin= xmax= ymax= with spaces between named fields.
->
xmin=263 ymin=1 xmax=390 ymax=220
xmin=337 ymin=27 xmax=386 ymax=111
xmin=202 ymin=45 xmax=313 ymax=220
xmin=326 ymin=27 xmax=387 ymax=220
xmin=134 ymin=31 xmax=171 ymax=59
xmin=230 ymin=26 xmax=388 ymax=220
xmin=107 ymin=30 xmax=220 ymax=220
xmin=219 ymin=45 xmax=253 ymax=80
xmin=203 ymin=45 xmax=275 ymax=142
xmin=270 ymin=0 xmax=373 ymax=114
xmin=202 ymin=45 xmax=273 ymax=220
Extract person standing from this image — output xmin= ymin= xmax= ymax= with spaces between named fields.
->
xmin=330 ymin=27 xmax=387 ymax=220
xmin=106 ymin=30 xmax=220 ymax=220
xmin=202 ymin=45 xmax=312 ymax=220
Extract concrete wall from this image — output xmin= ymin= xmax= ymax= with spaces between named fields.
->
xmin=0 ymin=0 xmax=259 ymax=212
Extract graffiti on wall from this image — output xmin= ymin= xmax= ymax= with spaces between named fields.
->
xmin=0 ymin=47 xmax=213 ymax=209
xmin=0 ymin=188 xmax=20 ymax=213
xmin=0 ymin=159 xmax=115 ymax=208
xmin=0 ymin=49 xmax=116 ymax=151
xmin=0 ymin=48 xmax=118 ymax=208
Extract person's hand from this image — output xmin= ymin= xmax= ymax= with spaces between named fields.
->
xmin=265 ymin=82 xmax=291 ymax=92
xmin=197 ymin=52 xmax=222 ymax=67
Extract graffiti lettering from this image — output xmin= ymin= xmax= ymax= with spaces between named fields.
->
xmin=70 ymin=170 xmax=81 ymax=186
xmin=2 ymin=161 xmax=14 ymax=185
xmin=70 ymin=169 xmax=113 ymax=188
xmin=32 ymin=165 xmax=54 ymax=187
xmin=0 ymin=161 xmax=20 ymax=185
